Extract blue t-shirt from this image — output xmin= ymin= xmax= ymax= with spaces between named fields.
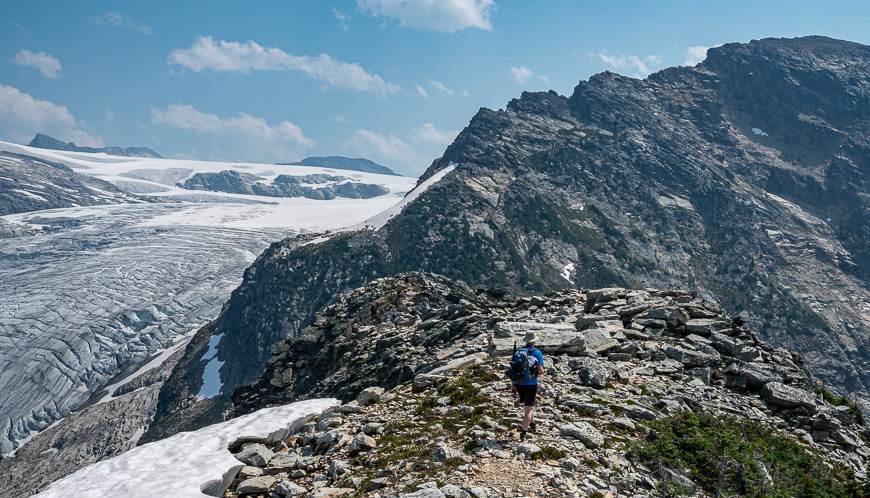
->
xmin=515 ymin=346 xmax=544 ymax=386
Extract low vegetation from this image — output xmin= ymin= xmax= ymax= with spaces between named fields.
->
xmin=628 ymin=411 xmax=869 ymax=497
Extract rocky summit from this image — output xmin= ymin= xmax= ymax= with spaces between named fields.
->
xmin=150 ymin=35 xmax=869 ymax=439
xmin=209 ymin=272 xmax=867 ymax=497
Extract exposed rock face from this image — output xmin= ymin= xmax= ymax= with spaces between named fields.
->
xmin=285 ymin=156 xmax=399 ymax=176
xmin=153 ymin=36 xmax=869 ymax=439
xmin=216 ymin=273 xmax=867 ymax=497
xmin=178 ymin=170 xmax=389 ymax=199
xmin=28 ymin=133 xmax=162 ymax=158
xmin=0 ymin=152 xmax=147 ymax=215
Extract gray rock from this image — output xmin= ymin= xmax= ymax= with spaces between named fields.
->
xmin=575 ymin=357 xmax=611 ymax=388
xmin=401 ymin=489 xmax=447 ymax=498
xmin=236 ymin=475 xmax=277 ymax=494
xmin=440 ymin=484 xmax=472 ymax=498
xmin=275 ymin=480 xmax=307 ymax=496
xmin=268 ymin=452 xmax=299 ymax=469
xmin=684 ymin=318 xmax=731 ymax=337
xmin=357 ymin=386 xmax=386 ymax=406
xmin=761 ymin=382 xmax=817 ymax=413
xmin=328 ymin=459 xmax=349 ymax=479
xmin=234 ymin=443 xmax=274 ymax=467
xmin=516 ymin=442 xmax=542 ymax=458
xmin=491 ymin=322 xmax=584 ymax=354
xmin=583 ymin=328 xmax=620 ymax=355
xmin=349 ymin=433 xmax=377 ymax=454
xmin=560 ymin=421 xmax=605 ymax=448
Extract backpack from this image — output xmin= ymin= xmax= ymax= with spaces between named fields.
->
xmin=507 ymin=344 xmax=539 ymax=383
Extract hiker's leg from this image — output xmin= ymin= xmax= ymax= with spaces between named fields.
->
xmin=521 ymin=405 xmax=533 ymax=431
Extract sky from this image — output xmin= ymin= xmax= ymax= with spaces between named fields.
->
xmin=1 ymin=1 xmax=868 ymax=176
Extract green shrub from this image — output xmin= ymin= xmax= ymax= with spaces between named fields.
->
xmin=532 ymin=446 xmax=568 ymax=460
xmin=628 ymin=411 xmax=869 ymax=497
xmin=816 ymin=388 xmax=862 ymax=420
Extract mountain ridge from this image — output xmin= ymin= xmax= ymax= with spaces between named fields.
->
xmin=282 ymin=156 xmax=399 ymax=176
xmin=28 ymin=133 xmax=163 ymax=158
xmin=143 ymin=35 xmax=868 ymax=443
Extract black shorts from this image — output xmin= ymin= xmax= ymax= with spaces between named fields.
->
xmin=515 ymin=384 xmax=538 ymax=406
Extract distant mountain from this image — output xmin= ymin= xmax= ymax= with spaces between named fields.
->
xmin=28 ymin=133 xmax=163 ymax=158
xmin=282 ymin=156 xmax=399 ymax=176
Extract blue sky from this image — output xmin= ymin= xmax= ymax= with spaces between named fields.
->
xmin=1 ymin=1 xmax=868 ymax=176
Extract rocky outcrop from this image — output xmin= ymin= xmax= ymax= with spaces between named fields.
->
xmin=284 ymin=156 xmax=399 ymax=176
xmin=153 ymin=36 xmax=870 ymax=439
xmin=178 ymin=170 xmax=389 ymax=199
xmin=216 ymin=273 xmax=867 ymax=497
xmin=28 ymin=133 xmax=162 ymax=158
xmin=0 ymin=151 xmax=148 ymax=215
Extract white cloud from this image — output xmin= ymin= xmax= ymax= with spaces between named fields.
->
xmin=412 ymin=122 xmax=459 ymax=145
xmin=347 ymin=122 xmax=459 ymax=174
xmin=93 ymin=12 xmax=152 ymax=34
xmin=357 ymin=0 xmax=494 ymax=32
xmin=0 ymin=84 xmax=101 ymax=146
xmin=460 ymin=89 xmax=470 ymax=97
xmin=333 ymin=9 xmax=351 ymax=30
xmin=509 ymin=65 xmax=534 ymax=85
xmin=538 ymin=74 xmax=550 ymax=84
xmin=415 ymin=84 xmax=429 ymax=98
xmin=427 ymin=79 xmax=454 ymax=96
xmin=13 ymin=50 xmax=61 ymax=79
xmin=334 ymin=114 xmax=348 ymax=123
xmin=591 ymin=50 xmax=662 ymax=78
xmin=168 ymin=36 xmax=400 ymax=96
xmin=684 ymin=44 xmax=721 ymax=66
xmin=151 ymin=104 xmax=314 ymax=162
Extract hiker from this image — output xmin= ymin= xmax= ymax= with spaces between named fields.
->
xmin=508 ymin=332 xmax=544 ymax=441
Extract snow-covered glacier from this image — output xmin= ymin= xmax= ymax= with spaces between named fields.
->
xmin=0 ymin=141 xmax=416 ymax=455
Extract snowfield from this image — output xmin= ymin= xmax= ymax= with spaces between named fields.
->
xmin=0 ymin=140 xmax=418 ymax=455
xmin=35 ymin=399 xmax=338 ymax=498
xmin=0 ymin=140 xmax=416 ymax=230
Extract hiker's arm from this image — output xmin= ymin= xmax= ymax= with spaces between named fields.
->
xmin=537 ymin=364 xmax=544 ymax=376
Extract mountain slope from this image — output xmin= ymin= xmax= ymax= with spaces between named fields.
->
xmin=284 ymin=156 xmax=398 ymax=176
xmin=0 ymin=151 xmax=147 ymax=215
xmin=29 ymin=133 xmax=163 ymax=158
xmin=149 ymin=36 xmax=869 ymax=440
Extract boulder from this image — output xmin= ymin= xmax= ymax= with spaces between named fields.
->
xmin=583 ymin=329 xmax=620 ymax=355
xmin=233 ymin=443 xmax=274 ymax=467
xmin=664 ymin=346 xmax=720 ymax=368
xmin=401 ymin=489 xmax=447 ymax=498
xmin=684 ymin=318 xmax=731 ymax=337
xmin=236 ymin=475 xmax=277 ymax=494
xmin=516 ymin=442 xmax=542 ymax=458
xmin=310 ymin=488 xmax=354 ymax=498
xmin=275 ymin=480 xmax=307 ymax=496
xmin=560 ymin=421 xmax=605 ymax=448
xmin=761 ymin=382 xmax=817 ymax=413
xmin=357 ymin=386 xmax=386 ymax=406
xmin=267 ymin=452 xmax=299 ymax=469
xmin=491 ymin=322 xmax=584 ymax=354
xmin=575 ymin=357 xmax=611 ymax=388
xmin=635 ymin=307 xmax=689 ymax=328
xmin=440 ymin=484 xmax=472 ymax=498
xmin=413 ymin=352 xmax=488 ymax=390
xmin=328 ymin=459 xmax=349 ymax=479
xmin=349 ymin=433 xmax=377 ymax=454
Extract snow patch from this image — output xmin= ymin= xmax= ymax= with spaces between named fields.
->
xmin=35 ymin=399 xmax=338 ymax=498
xmin=355 ymin=163 xmax=457 ymax=231
xmin=197 ymin=333 xmax=224 ymax=399
xmin=561 ymin=263 xmax=575 ymax=282
xmin=751 ymin=127 xmax=769 ymax=137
